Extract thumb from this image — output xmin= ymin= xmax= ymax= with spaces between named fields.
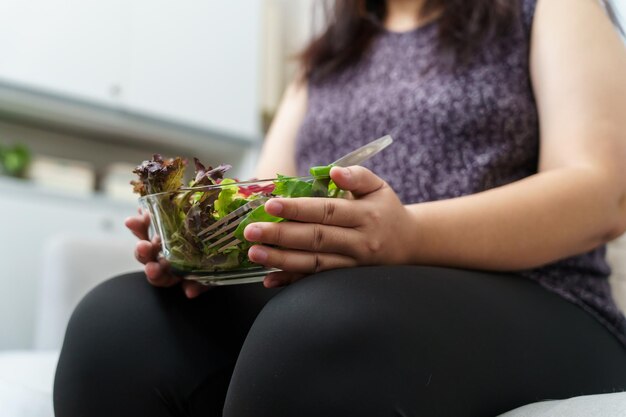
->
xmin=330 ymin=166 xmax=386 ymax=198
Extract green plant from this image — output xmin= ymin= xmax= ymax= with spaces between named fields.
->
xmin=0 ymin=143 xmax=31 ymax=178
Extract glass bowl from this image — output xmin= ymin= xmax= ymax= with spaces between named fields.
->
xmin=139 ymin=175 xmax=338 ymax=286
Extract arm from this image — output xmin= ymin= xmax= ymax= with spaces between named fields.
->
xmin=254 ymin=80 xmax=307 ymax=178
xmin=405 ymin=0 xmax=626 ymax=270
xmin=241 ymin=0 xmax=626 ymax=285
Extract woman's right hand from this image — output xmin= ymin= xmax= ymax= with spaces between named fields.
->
xmin=125 ymin=209 xmax=209 ymax=298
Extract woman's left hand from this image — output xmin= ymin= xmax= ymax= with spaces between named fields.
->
xmin=243 ymin=166 xmax=417 ymax=288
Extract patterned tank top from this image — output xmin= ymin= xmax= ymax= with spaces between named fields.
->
xmin=294 ymin=0 xmax=626 ymax=345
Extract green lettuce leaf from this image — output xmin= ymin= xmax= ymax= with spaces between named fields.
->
xmin=234 ymin=205 xmax=284 ymax=242
xmin=214 ymin=178 xmax=242 ymax=219
xmin=272 ymin=174 xmax=313 ymax=197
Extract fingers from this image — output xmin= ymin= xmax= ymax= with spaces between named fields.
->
xmin=129 ymin=211 xmax=179 ymax=289
xmin=144 ymin=257 xmax=180 ymax=287
xmin=263 ymin=270 xmax=306 ymax=288
xmin=181 ymin=280 xmax=211 ymax=299
xmin=134 ymin=236 xmax=160 ymax=264
xmin=264 ymin=197 xmax=361 ymax=227
xmin=262 ymin=167 xmax=387 ymax=224
xmin=244 ymin=221 xmax=363 ymax=258
xmin=129 ymin=209 xmax=209 ymax=298
xmin=135 ymin=240 xmax=158 ymax=265
xmin=125 ymin=212 xmax=150 ymax=240
xmin=131 ymin=218 xmax=180 ymax=289
xmin=248 ymin=244 xmax=357 ymax=274
xmin=144 ymin=258 xmax=209 ymax=297
xmin=329 ymin=166 xmax=387 ymax=198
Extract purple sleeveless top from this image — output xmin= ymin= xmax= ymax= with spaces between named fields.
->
xmin=295 ymin=0 xmax=626 ymax=345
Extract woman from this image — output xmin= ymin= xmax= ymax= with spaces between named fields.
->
xmin=54 ymin=0 xmax=626 ymax=416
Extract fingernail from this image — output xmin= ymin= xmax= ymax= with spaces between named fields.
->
xmin=249 ymin=246 xmax=268 ymax=263
xmin=245 ymin=224 xmax=262 ymax=241
xmin=341 ymin=167 xmax=351 ymax=178
xmin=265 ymin=199 xmax=283 ymax=215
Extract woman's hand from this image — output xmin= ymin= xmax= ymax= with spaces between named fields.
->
xmin=244 ymin=166 xmax=417 ymax=288
xmin=124 ymin=209 xmax=209 ymax=298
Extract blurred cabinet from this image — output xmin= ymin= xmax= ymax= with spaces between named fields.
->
xmin=0 ymin=0 xmax=261 ymax=139
xmin=0 ymin=0 xmax=127 ymax=105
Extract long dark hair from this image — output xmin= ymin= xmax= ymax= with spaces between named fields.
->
xmin=300 ymin=0 xmax=623 ymax=81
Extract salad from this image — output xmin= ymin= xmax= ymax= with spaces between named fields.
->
xmin=132 ymin=154 xmax=338 ymax=273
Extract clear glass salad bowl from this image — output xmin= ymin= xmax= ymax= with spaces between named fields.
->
xmin=139 ymin=175 xmax=339 ymax=286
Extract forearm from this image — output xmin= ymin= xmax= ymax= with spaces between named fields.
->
xmin=406 ymin=167 xmax=626 ymax=271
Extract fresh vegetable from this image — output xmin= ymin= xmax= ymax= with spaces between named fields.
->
xmin=131 ymin=154 xmax=186 ymax=196
xmin=133 ymin=155 xmax=337 ymax=273
xmin=272 ymin=174 xmax=313 ymax=197
xmin=233 ymin=205 xmax=284 ymax=243
xmin=309 ymin=165 xmax=332 ymax=177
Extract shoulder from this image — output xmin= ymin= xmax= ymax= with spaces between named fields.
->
xmin=530 ymin=0 xmax=622 ymax=53
xmin=527 ymin=0 xmax=618 ymax=38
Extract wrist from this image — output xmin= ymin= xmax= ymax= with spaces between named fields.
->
xmin=402 ymin=203 xmax=443 ymax=266
xmin=399 ymin=204 xmax=428 ymax=265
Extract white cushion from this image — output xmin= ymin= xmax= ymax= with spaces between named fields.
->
xmin=34 ymin=233 xmax=139 ymax=349
xmin=0 ymin=350 xmax=58 ymax=417
xmin=499 ymin=392 xmax=626 ymax=417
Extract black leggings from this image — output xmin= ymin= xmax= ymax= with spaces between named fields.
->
xmin=54 ymin=266 xmax=626 ymax=417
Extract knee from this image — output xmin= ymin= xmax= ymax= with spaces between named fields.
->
xmin=62 ymin=272 xmax=153 ymax=346
xmin=56 ymin=273 xmax=149 ymax=375
xmin=231 ymin=266 xmax=476 ymax=368
xmin=55 ymin=272 xmax=226 ymax=417
xmin=248 ymin=270 xmax=375 ymax=352
xmin=224 ymin=270 xmax=396 ymax=416
xmin=237 ymin=266 xmax=450 ymax=350
xmin=54 ymin=272 xmax=155 ymax=413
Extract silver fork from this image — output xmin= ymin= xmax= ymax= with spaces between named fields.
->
xmin=197 ymin=197 xmax=269 ymax=253
xmin=198 ymin=134 xmax=394 ymax=253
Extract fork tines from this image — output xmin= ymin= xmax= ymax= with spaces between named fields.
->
xmin=199 ymin=197 xmax=268 ymax=253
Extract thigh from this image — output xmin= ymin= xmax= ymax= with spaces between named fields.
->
xmin=224 ymin=266 xmax=626 ymax=417
xmin=54 ymin=272 xmax=278 ymax=417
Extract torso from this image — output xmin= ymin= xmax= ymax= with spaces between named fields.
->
xmin=294 ymin=0 xmax=626 ymax=345
xmin=296 ymin=22 xmax=538 ymax=204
